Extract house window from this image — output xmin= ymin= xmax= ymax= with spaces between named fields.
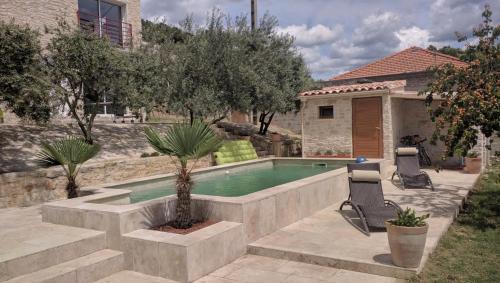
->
xmin=319 ymin=106 xmax=334 ymax=119
xmin=78 ymin=0 xmax=128 ymax=47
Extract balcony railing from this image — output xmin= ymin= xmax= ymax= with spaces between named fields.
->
xmin=77 ymin=10 xmax=133 ymax=48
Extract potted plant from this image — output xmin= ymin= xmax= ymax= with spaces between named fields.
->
xmin=385 ymin=208 xmax=429 ymax=268
xmin=464 ymin=151 xmax=481 ymax=174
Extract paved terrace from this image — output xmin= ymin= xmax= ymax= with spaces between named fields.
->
xmin=246 ymin=169 xmax=479 ymax=279
xmin=0 ymin=169 xmax=479 ymax=282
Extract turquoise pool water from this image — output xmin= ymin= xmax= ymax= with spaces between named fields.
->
xmin=110 ymin=160 xmax=349 ymax=203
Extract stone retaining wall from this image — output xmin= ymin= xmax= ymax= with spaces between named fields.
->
xmin=0 ymin=156 xmax=209 ymax=208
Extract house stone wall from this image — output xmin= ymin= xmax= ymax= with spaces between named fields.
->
xmin=381 ymin=94 xmax=395 ymax=160
xmin=390 ymin=98 xmax=458 ymax=164
xmin=301 ymin=96 xmax=353 ymax=156
xmin=272 ymin=111 xmax=302 ymax=134
xmin=120 ymin=0 xmax=142 ymax=47
xmin=0 ymin=0 xmax=78 ymax=46
xmin=301 ymin=93 xmax=402 ymax=160
xmin=0 ymin=0 xmax=141 ymax=47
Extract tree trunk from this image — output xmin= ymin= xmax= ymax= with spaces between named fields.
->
xmin=66 ymin=176 xmax=79 ymax=199
xmin=175 ymin=168 xmax=193 ymax=229
xmin=258 ymin=112 xmax=267 ymax=134
xmin=258 ymin=112 xmax=275 ymax=135
xmin=189 ymin=109 xmax=194 ymax=125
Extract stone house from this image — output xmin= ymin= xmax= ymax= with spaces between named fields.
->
xmin=0 ymin=0 xmax=142 ymax=123
xmin=0 ymin=0 xmax=141 ymax=47
xmin=300 ymin=46 xmax=468 ymax=163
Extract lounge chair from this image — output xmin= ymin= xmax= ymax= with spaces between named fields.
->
xmin=339 ymin=163 xmax=402 ymax=235
xmin=391 ymin=147 xmax=435 ymax=190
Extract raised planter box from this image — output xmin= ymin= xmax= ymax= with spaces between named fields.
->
xmin=122 ymin=221 xmax=245 ymax=283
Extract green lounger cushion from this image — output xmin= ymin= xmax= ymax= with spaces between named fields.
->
xmin=214 ymin=140 xmax=258 ymax=165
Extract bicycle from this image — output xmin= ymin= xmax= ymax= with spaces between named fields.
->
xmin=400 ymin=135 xmax=432 ymax=167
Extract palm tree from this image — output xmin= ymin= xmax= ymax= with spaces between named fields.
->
xmin=37 ymin=136 xmax=101 ymax=198
xmin=145 ymin=120 xmax=223 ymax=229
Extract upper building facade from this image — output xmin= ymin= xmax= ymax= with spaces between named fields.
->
xmin=0 ymin=0 xmax=142 ymax=48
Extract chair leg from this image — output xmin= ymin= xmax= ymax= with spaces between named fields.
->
xmin=351 ymin=204 xmax=370 ymax=235
xmin=398 ymin=173 xmax=406 ymax=190
xmin=421 ymin=171 xmax=435 ymax=191
xmin=339 ymin=200 xmax=351 ymax=211
xmin=339 ymin=201 xmax=370 ymax=235
xmin=391 ymin=171 xmax=396 ymax=182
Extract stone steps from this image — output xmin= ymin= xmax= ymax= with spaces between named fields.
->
xmin=0 ymin=223 xmax=107 ymax=282
xmin=3 ymin=249 xmax=124 ymax=283
xmin=95 ymin=271 xmax=178 ymax=283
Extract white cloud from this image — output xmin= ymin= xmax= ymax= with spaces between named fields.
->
xmin=395 ymin=26 xmax=431 ymax=49
xmin=276 ymin=24 xmax=343 ymax=47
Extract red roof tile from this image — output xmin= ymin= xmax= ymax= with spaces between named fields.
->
xmin=300 ymin=80 xmax=406 ymax=97
xmin=330 ymin=46 xmax=468 ymax=81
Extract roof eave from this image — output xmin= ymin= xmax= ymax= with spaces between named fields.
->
xmin=299 ymin=89 xmax=390 ymax=101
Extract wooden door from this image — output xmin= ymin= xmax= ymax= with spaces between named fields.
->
xmin=352 ymin=97 xmax=383 ymax=158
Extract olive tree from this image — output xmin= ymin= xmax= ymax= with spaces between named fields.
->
xmin=168 ymin=12 xmax=254 ymax=124
xmin=245 ymin=15 xmax=311 ymax=135
xmin=46 ymin=25 xmax=133 ymax=144
xmin=0 ymin=21 xmax=52 ymax=122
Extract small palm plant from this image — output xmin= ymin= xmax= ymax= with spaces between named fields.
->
xmin=37 ymin=136 xmax=101 ymax=198
xmin=145 ymin=120 xmax=223 ymax=229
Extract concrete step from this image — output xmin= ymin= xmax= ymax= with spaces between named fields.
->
xmin=95 ymin=271 xmax=178 ymax=283
xmin=4 ymin=249 xmax=123 ymax=283
xmin=0 ymin=223 xmax=107 ymax=281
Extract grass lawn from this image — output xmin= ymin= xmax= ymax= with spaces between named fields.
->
xmin=411 ymin=161 xmax=500 ymax=283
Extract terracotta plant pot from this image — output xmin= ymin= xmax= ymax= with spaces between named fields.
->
xmin=385 ymin=222 xmax=428 ymax=268
xmin=464 ymin=157 xmax=481 ymax=174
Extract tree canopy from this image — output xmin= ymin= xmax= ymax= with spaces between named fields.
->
xmin=0 ymin=21 xmax=51 ymax=122
xmin=248 ymin=15 xmax=311 ymax=134
xmin=143 ymin=12 xmax=311 ymax=130
xmin=422 ymin=5 xmax=499 ymax=157
xmin=46 ymin=24 xmax=133 ymax=144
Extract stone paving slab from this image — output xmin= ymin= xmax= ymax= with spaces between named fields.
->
xmin=95 ymin=270 xmax=178 ymax=283
xmin=194 ymin=255 xmax=404 ymax=283
xmin=247 ymin=170 xmax=478 ymax=279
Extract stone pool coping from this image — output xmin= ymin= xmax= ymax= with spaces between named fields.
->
xmin=41 ymin=157 xmax=390 ymax=249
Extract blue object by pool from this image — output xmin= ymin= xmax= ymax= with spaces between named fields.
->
xmin=356 ymin=156 xmax=367 ymax=163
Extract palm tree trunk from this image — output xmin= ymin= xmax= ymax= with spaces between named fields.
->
xmin=175 ymin=168 xmax=193 ymax=228
xmin=66 ymin=176 xmax=79 ymax=199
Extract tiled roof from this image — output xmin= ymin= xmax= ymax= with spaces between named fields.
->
xmin=300 ymin=80 xmax=406 ymax=97
xmin=330 ymin=46 xmax=468 ymax=81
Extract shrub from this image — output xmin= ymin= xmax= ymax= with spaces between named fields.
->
xmin=390 ymin=208 xmax=429 ymax=227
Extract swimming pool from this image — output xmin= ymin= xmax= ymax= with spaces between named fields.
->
xmin=108 ymin=159 xmax=351 ymax=203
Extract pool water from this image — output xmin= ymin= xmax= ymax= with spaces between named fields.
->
xmin=110 ymin=161 xmax=349 ymax=203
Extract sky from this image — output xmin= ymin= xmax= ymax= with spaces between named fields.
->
xmin=141 ymin=0 xmax=500 ymax=80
